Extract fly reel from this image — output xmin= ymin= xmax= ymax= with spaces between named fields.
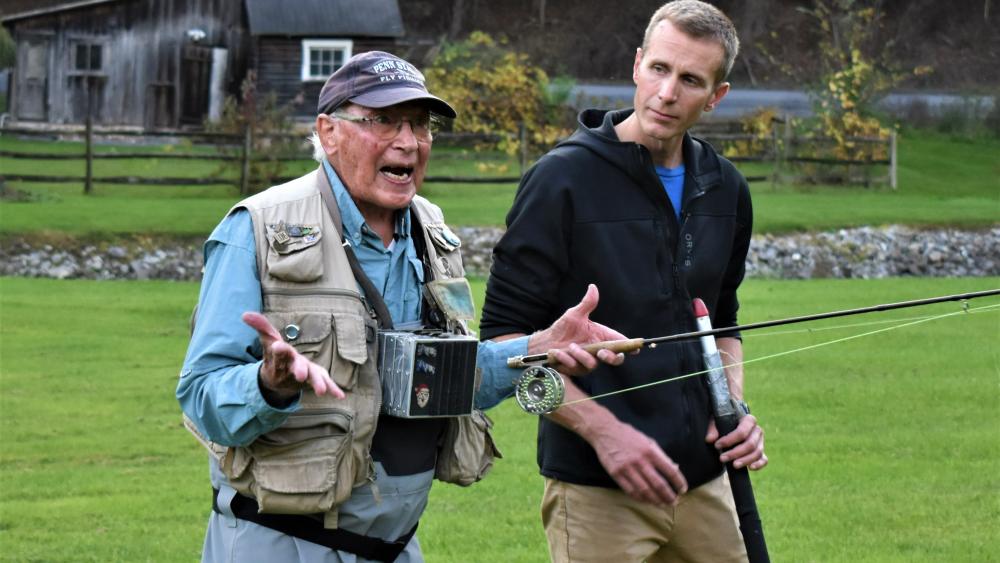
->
xmin=514 ymin=366 xmax=565 ymax=415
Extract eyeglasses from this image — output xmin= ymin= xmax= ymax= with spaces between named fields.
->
xmin=331 ymin=111 xmax=435 ymax=141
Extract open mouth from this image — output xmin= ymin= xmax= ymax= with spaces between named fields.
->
xmin=380 ymin=165 xmax=414 ymax=182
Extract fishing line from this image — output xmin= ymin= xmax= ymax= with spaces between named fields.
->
xmin=743 ymin=305 xmax=995 ymax=338
xmin=558 ymin=302 xmax=1000 ymax=408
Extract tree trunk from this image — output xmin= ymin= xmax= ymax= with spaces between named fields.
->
xmin=449 ymin=0 xmax=466 ymax=39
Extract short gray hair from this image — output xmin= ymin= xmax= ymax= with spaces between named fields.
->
xmin=642 ymin=0 xmax=740 ymax=84
xmin=309 ymin=131 xmax=325 ymax=163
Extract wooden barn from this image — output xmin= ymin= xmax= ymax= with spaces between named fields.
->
xmin=1 ymin=0 xmax=406 ymax=128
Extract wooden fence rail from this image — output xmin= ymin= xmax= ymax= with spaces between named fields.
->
xmin=1 ymin=120 xmax=897 ymax=192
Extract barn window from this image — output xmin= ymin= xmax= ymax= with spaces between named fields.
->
xmin=74 ymin=43 xmax=103 ymax=72
xmin=301 ymin=39 xmax=353 ymax=81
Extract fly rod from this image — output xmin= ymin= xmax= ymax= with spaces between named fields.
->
xmin=508 ymin=288 xmax=1000 ymax=370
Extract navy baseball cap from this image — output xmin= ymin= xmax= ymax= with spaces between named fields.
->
xmin=317 ymin=51 xmax=457 ymax=118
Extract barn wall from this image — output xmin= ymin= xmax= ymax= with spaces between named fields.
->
xmin=8 ymin=0 xmax=249 ymax=126
xmin=255 ymin=37 xmax=401 ymax=117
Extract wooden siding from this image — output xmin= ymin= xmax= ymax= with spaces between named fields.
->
xmin=7 ymin=0 xmax=249 ymax=127
xmin=255 ymin=37 xmax=401 ymax=117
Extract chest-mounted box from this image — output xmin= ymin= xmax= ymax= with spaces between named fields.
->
xmin=377 ymin=330 xmax=479 ymax=418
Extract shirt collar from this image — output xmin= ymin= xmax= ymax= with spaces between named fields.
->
xmin=321 ymin=160 xmax=411 ymax=246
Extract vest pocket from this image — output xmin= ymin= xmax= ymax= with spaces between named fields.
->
xmin=264 ymin=311 xmax=367 ymax=391
xmin=241 ymin=408 xmax=355 ymax=515
xmin=434 ymin=409 xmax=503 ymax=486
xmin=266 ymin=228 xmax=324 ymax=282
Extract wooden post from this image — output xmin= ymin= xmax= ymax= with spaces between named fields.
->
xmin=519 ymin=123 xmax=527 ymax=177
xmin=84 ymin=79 xmax=94 ymax=195
xmin=889 ymin=131 xmax=898 ymax=190
xmin=240 ymin=123 xmax=252 ymax=195
xmin=770 ymin=118 xmax=780 ymax=189
xmin=780 ymin=114 xmax=791 ymax=186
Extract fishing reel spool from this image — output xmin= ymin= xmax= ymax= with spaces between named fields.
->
xmin=514 ymin=366 xmax=565 ymax=415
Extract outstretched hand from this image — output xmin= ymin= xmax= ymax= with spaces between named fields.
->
xmin=242 ymin=312 xmax=345 ymax=402
xmin=528 ymin=284 xmax=629 ymax=376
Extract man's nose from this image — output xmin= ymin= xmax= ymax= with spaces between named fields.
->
xmin=658 ymin=76 xmax=679 ymax=102
xmin=391 ymin=120 xmax=420 ymax=148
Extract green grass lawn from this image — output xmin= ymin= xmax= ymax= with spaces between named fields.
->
xmin=2 ymin=131 xmax=997 ymax=234
xmin=1 ymin=276 xmax=998 ymax=561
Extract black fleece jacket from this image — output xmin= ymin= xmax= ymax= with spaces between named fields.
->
xmin=480 ymin=108 xmax=753 ymax=490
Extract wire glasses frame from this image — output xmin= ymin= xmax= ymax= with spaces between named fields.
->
xmin=330 ymin=111 xmax=436 ymax=141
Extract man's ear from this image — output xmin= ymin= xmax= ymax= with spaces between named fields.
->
xmin=705 ymin=81 xmax=730 ymax=112
xmin=315 ymin=115 xmax=337 ymax=156
xmin=632 ymin=47 xmax=643 ymax=84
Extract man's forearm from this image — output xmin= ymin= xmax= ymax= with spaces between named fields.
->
xmin=545 ymin=376 xmax=621 ymax=443
xmin=717 ymin=336 xmax=744 ymax=401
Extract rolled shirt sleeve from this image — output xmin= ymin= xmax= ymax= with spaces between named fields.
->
xmin=474 ymin=336 xmax=529 ymax=410
xmin=176 ymin=210 xmax=299 ymax=447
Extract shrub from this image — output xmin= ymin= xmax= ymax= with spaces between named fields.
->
xmin=204 ymin=71 xmax=300 ymax=194
xmin=424 ymin=32 xmax=574 ymax=159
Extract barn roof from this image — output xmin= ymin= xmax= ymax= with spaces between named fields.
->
xmin=1 ymin=0 xmax=117 ymax=23
xmin=245 ymin=0 xmax=404 ymax=37
xmin=3 ymin=0 xmax=405 ymax=37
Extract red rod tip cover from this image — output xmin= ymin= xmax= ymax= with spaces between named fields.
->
xmin=692 ymin=298 xmax=709 ymax=318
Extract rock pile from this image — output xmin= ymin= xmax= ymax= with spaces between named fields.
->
xmin=2 ymin=226 xmax=997 ymax=281
xmin=746 ymin=226 xmax=999 ymax=279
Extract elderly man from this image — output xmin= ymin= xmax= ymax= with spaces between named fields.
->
xmin=178 ymin=51 xmax=624 ymax=563
xmin=481 ymin=2 xmax=766 ymax=562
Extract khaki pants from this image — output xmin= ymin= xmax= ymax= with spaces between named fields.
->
xmin=541 ymin=473 xmax=748 ymax=563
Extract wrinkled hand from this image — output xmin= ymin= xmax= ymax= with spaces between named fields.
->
xmin=242 ymin=312 xmax=345 ymax=402
xmin=529 ymin=284 xmax=628 ymax=376
xmin=705 ymin=415 xmax=767 ymax=470
xmin=591 ymin=421 xmax=689 ymax=506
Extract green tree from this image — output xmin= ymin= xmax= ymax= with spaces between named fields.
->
xmin=205 ymin=71 xmax=299 ymax=194
xmin=424 ymin=32 xmax=573 ymax=159
xmin=762 ymin=0 xmax=932 ymax=163
xmin=797 ymin=0 xmax=930 ymax=158
xmin=0 ymin=27 xmax=15 ymax=69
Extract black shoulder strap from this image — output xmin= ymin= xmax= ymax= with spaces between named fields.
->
xmin=317 ymin=169 xmax=394 ymax=330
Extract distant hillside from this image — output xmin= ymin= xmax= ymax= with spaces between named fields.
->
xmin=4 ymin=0 xmax=995 ymax=90
xmin=400 ymin=0 xmax=999 ymax=91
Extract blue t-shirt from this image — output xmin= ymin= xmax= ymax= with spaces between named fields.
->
xmin=655 ymin=164 xmax=685 ymax=222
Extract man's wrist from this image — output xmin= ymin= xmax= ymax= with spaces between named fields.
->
xmin=734 ymin=399 xmax=751 ymax=417
xmin=257 ymin=368 xmax=299 ymax=408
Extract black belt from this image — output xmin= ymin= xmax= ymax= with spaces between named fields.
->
xmin=212 ymin=488 xmax=417 ymax=562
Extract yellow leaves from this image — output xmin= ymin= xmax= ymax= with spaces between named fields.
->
xmin=425 ymin=32 xmax=570 ymax=157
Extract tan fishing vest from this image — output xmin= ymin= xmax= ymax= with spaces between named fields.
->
xmin=185 ymin=168 xmax=500 ymax=529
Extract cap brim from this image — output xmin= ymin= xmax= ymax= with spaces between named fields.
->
xmin=351 ymin=86 xmax=457 ymax=119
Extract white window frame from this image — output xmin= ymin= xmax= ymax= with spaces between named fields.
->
xmin=301 ymin=39 xmax=353 ymax=82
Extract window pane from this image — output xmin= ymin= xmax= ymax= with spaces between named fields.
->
xmin=76 ymin=45 xmax=88 ymax=70
xmin=90 ymin=45 xmax=101 ymax=70
xmin=320 ymin=50 xmax=331 ymax=63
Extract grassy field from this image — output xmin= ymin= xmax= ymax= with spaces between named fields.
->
xmin=1 ymin=276 xmax=998 ymax=562
xmin=2 ymin=131 xmax=998 ymax=235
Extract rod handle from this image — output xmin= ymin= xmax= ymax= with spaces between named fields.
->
xmin=576 ymin=337 xmax=645 ymax=358
xmin=543 ymin=337 xmax=646 ymax=366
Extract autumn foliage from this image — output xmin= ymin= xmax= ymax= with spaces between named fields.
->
xmin=425 ymin=32 xmax=572 ymax=157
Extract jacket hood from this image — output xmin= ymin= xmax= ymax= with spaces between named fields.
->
xmin=556 ymin=108 xmax=724 ymax=190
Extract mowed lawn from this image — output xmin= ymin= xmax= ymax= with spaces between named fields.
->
xmin=1 ymin=131 xmax=999 ymax=234
xmin=1 ymin=276 xmax=997 ymax=562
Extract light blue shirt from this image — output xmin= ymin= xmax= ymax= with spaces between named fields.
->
xmin=177 ymin=164 xmax=525 ymax=448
